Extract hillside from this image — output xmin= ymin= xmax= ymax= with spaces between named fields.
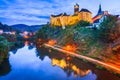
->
xmin=10 ymin=24 xmax=44 ymax=32
xmin=36 ymin=15 xmax=120 ymax=70
xmin=0 ymin=22 xmax=15 ymax=31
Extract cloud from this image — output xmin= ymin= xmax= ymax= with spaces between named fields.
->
xmin=0 ymin=0 xmax=54 ymax=25
xmin=0 ymin=0 xmax=120 ymax=25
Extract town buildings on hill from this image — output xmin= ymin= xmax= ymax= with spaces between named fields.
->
xmin=50 ymin=3 xmax=119 ymax=28
xmin=93 ymin=4 xmax=119 ymax=28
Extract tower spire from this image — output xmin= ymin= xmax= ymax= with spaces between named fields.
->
xmin=97 ymin=4 xmax=102 ymax=15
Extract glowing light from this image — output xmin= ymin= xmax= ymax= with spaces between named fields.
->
xmin=66 ymin=56 xmax=71 ymax=61
xmin=23 ymin=31 xmax=28 ymax=35
xmin=11 ymin=31 xmax=16 ymax=35
xmin=24 ymin=36 xmax=29 ymax=39
xmin=48 ymin=40 xmax=56 ymax=46
xmin=63 ymin=44 xmax=77 ymax=52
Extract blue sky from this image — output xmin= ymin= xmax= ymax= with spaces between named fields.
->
xmin=0 ymin=0 xmax=120 ymax=25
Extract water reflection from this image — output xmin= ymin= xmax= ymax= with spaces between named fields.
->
xmin=36 ymin=47 xmax=97 ymax=80
xmin=0 ymin=44 xmax=119 ymax=80
xmin=28 ymin=43 xmax=34 ymax=50
xmin=52 ymin=58 xmax=91 ymax=77
xmin=0 ymin=59 xmax=11 ymax=76
xmin=11 ymin=50 xmax=17 ymax=54
xmin=36 ymin=46 xmax=120 ymax=80
xmin=10 ymin=41 xmax=34 ymax=54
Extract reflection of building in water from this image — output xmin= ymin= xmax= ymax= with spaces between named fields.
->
xmin=52 ymin=59 xmax=67 ymax=69
xmin=36 ymin=47 xmax=91 ymax=77
xmin=52 ymin=58 xmax=90 ymax=77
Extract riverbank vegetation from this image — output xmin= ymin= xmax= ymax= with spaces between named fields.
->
xmin=0 ymin=36 xmax=9 ymax=64
xmin=0 ymin=22 xmax=37 ymax=64
xmin=36 ymin=15 xmax=120 ymax=65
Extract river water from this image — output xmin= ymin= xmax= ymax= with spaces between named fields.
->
xmin=0 ymin=44 xmax=120 ymax=80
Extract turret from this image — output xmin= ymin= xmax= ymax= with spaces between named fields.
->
xmin=74 ymin=3 xmax=79 ymax=14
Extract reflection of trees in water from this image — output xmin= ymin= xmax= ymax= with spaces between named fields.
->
xmin=0 ymin=52 xmax=8 ymax=63
xmin=36 ymin=46 xmax=91 ymax=77
xmin=36 ymin=46 xmax=50 ymax=61
xmin=0 ymin=59 xmax=11 ymax=76
xmin=28 ymin=46 xmax=34 ymax=50
xmin=10 ymin=41 xmax=35 ymax=54
xmin=24 ymin=41 xmax=35 ymax=50
xmin=10 ymin=41 xmax=24 ymax=54
xmin=11 ymin=49 xmax=18 ymax=54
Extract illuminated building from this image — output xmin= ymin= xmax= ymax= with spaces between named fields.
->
xmin=92 ymin=4 xmax=110 ymax=28
xmin=50 ymin=3 xmax=92 ymax=28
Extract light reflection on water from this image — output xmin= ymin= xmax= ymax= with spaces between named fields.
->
xmin=0 ymin=45 xmax=120 ymax=80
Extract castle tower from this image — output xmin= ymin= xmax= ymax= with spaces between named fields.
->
xmin=74 ymin=3 xmax=79 ymax=14
xmin=97 ymin=4 xmax=103 ymax=15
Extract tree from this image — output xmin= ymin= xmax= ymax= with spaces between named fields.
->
xmin=36 ymin=24 xmax=49 ymax=40
xmin=77 ymin=20 xmax=90 ymax=27
xmin=99 ymin=15 xmax=118 ymax=42
xmin=114 ymin=20 xmax=120 ymax=39
xmin=0 ymin=36 xmax=9 ymax=62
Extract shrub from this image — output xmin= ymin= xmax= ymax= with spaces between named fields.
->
xmin=99 ymin=15 xmax=118 ymax=42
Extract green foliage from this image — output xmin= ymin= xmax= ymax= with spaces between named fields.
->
xmin=114 ymin=21 xmax=120 ymax=39
xmin=36 ymin=23 xmax=62 ymax=40
xmin=0 ymin=36 xmax=9 ymax=63
xmin=99 ymin=15 xmax=118 ymax=42
xmin=0 ymin=36 xmax=9 ymax=52
xmin=77 ymin=20 xmax=90 ymax=27
xmin=36 ymin=24 xmax=49 ymax=40
xmin=1 ymin=34 xmax=17 ymax=42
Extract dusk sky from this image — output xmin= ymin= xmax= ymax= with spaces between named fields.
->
xmin=0 ymin=0 xmax=120 ymax=25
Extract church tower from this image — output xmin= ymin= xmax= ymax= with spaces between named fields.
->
xmin=97 ymin=4 xmax=103 ymax=15
xmin=74 ymin=3 xmax=79 ymax=14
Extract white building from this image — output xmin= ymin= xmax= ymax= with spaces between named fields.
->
xmin=0 ymin=29 xmax=3 ymax=34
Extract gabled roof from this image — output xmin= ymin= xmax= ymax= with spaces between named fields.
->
xmin=51 ymin=13 xmax=69 ymax=17
xmin=92 ymin=4 xmax=104 ymax=23
xmin=51 ymin=13 xmax=62 ymax=17
xmin=79 ymin=8 xmax=92 ymax=13
xmin=92 ymin=15 xmax=103 ymax=23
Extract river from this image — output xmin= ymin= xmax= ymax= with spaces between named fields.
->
xmin=0 ymin=43 xmax=120 ymax=80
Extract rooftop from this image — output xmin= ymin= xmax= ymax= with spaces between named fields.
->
xmin=51 ymin=13 xmax=69 ymax=17
xmin=79 ymin=8 xmax=92 ymax=13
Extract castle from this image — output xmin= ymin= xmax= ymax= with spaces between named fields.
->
xmin=50 ymin=4 xmax=92 ymax=28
